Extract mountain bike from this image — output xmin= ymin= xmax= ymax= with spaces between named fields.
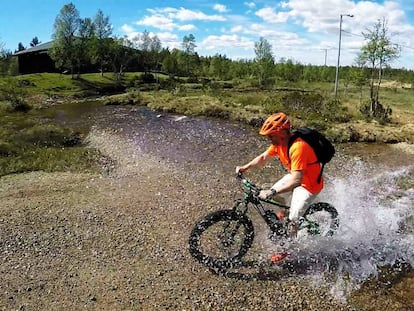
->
xmin=188 ymin=173 xmax=339 ymax=271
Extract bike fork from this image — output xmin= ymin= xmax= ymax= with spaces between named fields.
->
xmin=220 ymin=221 xmax=242 ymax=247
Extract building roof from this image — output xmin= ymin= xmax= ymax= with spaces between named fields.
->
xmin=12 ymin=41 xmax=53 ymax=56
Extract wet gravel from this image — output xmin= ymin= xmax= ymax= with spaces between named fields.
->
xmin=0 ymin=126 xmax=413 ymax=310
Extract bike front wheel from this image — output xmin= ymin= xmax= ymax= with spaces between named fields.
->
xmin=188 ymin=209 xmax=254 ymax=270
xmin=301 ymin=202 xmax=339 ymax=237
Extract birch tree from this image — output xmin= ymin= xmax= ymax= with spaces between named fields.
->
xmin=254 ymin=37 xmax=274 ymax=88
xmin=357 ymin=18 xmax=400 ymax=119
xmin=93 ymin=9 xmax=112 ymax=75
xmin=50 ymin=3 xmax=81 ymax=77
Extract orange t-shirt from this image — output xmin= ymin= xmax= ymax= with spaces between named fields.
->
xmin=266 ymin=137 xmax=323 ymax=194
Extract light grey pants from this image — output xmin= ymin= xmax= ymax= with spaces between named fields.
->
xmin=272 ymin=174 xmax=318 ymax=221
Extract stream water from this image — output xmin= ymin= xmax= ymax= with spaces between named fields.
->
xmin=45 ymin=101 xmax=414 ymax=301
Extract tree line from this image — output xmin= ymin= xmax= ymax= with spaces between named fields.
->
xmin=0 ymin=3 xmax=412 ymax=119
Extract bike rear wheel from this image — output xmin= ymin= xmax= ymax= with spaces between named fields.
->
xmin=188 ymin=209 xmax=254 ymax=270
xmin=301 ymin=202 xmax=339 ymax=237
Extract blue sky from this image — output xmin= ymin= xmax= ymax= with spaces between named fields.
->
xmin=1 ymin=0 xmax=414 ymax=69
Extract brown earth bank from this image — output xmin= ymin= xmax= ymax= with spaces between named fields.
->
xmin=0 ymin=130 xmax=413 ymax=310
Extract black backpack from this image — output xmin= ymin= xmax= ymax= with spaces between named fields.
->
xmin=287 ymin=127 xmax=335 ymax=183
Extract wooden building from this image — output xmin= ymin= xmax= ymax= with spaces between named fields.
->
xmin=12 ymin=41 xmax=57 ymax=74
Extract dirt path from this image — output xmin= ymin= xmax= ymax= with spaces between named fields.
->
xmin=0 ymin=129 xmax=411 ymax=310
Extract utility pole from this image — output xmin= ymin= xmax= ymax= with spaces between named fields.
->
xmin=334 ymin=14 xmax=354 ymax=100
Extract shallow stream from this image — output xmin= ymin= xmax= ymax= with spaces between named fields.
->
xmin=46 ymin=101 xmax=414 ymax=301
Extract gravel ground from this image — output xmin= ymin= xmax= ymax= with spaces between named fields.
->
xmin=0 ymin=129 xmax=412 ymax=311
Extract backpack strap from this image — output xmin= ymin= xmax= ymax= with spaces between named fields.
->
xmin=288 ymin=132 xmax=323 ymax=184
xmin=287 ymin=133 xmax=299 ymax=155
xmin=317 ymin=164 xmax=324 ymax=184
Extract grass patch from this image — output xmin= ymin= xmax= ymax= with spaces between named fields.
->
xmin=146 ymin=92 xmax=231 ymax=117
xmin=9 ymin=73 xmax=127 ymax=98
xmin=0 ymin=106 xmax=104 ymax=177
xmin=0 ymin=147 xmax=103 ymax=177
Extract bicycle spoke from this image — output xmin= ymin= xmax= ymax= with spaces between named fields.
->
xmin=303 ymin=210 xmax=335 ymax=236
xmin=199 ymin=220 xmax=246 ymax=259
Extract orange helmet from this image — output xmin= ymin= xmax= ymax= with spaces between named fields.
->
xmin=259 ymin=112 xmax=291 ymax=135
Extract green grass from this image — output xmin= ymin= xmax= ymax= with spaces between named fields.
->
xmin=11 ymin=72 xmax=128 ymax=97
xmin=15 ymin=73 xmax=81 ymax=96
xmin=0 ymin=101 xmax=104 ymax=177
xmin=0 ymin=72 xmax=413 ymax=177
xmin=0 ymin=147 xmax=103 ymax=177
xmin=378 ymin=87 xmax=414 ymax=114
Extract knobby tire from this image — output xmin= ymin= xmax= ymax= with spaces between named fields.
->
xmin=188 ymin=209 xmax=254 ymax=271
xmin=302 ymin=202 xmax=339 ymax=236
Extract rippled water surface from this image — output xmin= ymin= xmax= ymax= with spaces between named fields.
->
xmin=48 ymin=102 xmax=414 ymax=300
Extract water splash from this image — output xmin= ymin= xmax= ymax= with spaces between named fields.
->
xmin=297 ymin=158 xmax=414 ymax=300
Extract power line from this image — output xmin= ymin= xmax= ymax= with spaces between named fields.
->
xmin=395 ymin=43 xmax=414 ymax=50
xmin=342 ymin=29 xmax=414 ymax=51
xmin=342 ymin=30 xmax=364 ymax=38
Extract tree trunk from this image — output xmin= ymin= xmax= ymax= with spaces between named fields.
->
xmin=375 ymin=65 xmax=383 ymax=104
xmin=369 ymin=67 xmax=375 ymax=113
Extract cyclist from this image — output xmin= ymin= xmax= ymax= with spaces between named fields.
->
xmin=235 ymin=112 xmax=323 ymax=262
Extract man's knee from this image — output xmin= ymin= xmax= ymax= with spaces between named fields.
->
xmin=289 ymin=187 xmax=317 ymax=221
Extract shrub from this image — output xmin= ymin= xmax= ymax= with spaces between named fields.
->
xmin=203 ymin=104 xmax=231 ymax=119
xmin=141 ymin=73 xmax=156 ymax=84
xmin=0 ymin=78 xmax=31 ymax=112
xmin=262 ymin=96 xmax=283 ymax=114
xmin=360 ymin=100 xmax=392 ymax=124
xmin=160 ymin=76 xmax=179 ymax=91
xmin=7 ymin=96 xmax=31 ymax=112
xmin=128 ymin=75 xmax=141 ymax=87
xmin=0 ymin=140 xmax=15 ymax=156
xmin=206 ymin=81 xmax=223 ymax=97
xmin=187 ymin=76 xmax=199 ymax=83
xmin=19 ymin=124 xmax=81 ymax=147
xmin=104 ymin=89 xmax=143 ymax=105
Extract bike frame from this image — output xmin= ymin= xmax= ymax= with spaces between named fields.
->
xmin=236 ymin=174 xmax=320 ymax=235
xmin=239 ymin=175 xmax=289 ymax=207
xmin=236 ymin=174 xmax=288 ymax=232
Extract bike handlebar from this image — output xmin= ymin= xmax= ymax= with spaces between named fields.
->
xmin=236 ymin=173 xmax=289 ymax=208
xmin=236 ymin=173 xmax=261 ymax=196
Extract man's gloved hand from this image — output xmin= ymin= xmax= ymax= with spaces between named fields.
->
xmin=259 ymin=189 xmax=276 ymax=200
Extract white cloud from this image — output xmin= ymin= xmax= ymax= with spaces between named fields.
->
xmin=121 ymin=24 xmax=135 ymax=34
xmin=251 ymin=0 xmax=414 ymax=66
xmin=232 ymin=23 xmax=307 ymax=47
xmin=135 ymin=7 xmax=226 ymax=33
xmin=244 ymin=2 xmax=256 ymax=9
xmin=179 ymin=24 xmax=196 ymax=31
xmin=213 ymin=4 xmax=228 ymax=13
xmin=136 ymin=15 xmax=176 ymax=31
xmin=120 ymin=24 xmax=139 ymax=40
xmin=167 ymin=7 xmax=226 ymax=22
xmin=280 ymin=0 xmax=414 ymax=36
xmin=156 ymin=32 xmax=180 ymax=49
xmin=201 ymin=34 xmax=253 ymax=50
xmin=230 ymin=25 xmax=243 ymax=33
xmin=255 ymin=7 xmax=290 ymax=23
